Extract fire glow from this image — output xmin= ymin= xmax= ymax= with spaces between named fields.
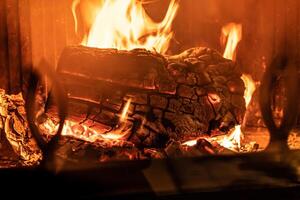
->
xmin=72 ymin=0 xmax=179 ymax=54
xmin=218 ymin=23 xmax=256 ymax=151
xmin=182 ymin=23 xmax=256 ymax=152
xmin=42 ymin=99 xmax=133 ymax=146
xmin=70 ymin=3 xmax=254 ymax=152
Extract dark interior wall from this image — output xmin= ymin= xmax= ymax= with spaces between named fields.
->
xmin=0 ymin=0 xmax=32 ymax=94
xmin=0 ymin=0 xmax=9 ymax=92
xmin=0 ymin=0 xmax=300 ymax=92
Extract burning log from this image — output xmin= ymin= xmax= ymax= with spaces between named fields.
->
xmin=58 ymin=46 xmax=176 ymax=94
xmin=55 ymin=46 xmax=246 ymax=148
xmin=48 ymin=133 xmax=229 ymax=163
xmin=0 ymin=89 xmax=42 ymax=166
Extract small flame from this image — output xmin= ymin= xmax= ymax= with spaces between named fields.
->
xmin=219 ymin=125 xmax=243 ymax=150
xmin=208 ymin=93 xmax=221 ymax=104
xmin=73 ymin=0 xmax=179 ymax=54
xmin=241 ymin=74 xmax=256 ymax=108
xmin=120 ymin=99 xmax=131 ymax=122
xmin=58 ymin=99 xmax=133 ymax=143
xmin=58 ymin=120 xmax=130 ymax=144
xmin=71 ymin=0 xmax=80 ymax=35
xmin=182 ymin=139 xmax=198 ymax=147
xmin=221 ymin=23 xmax=242 ymax=61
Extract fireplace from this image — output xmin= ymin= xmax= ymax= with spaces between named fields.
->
xmin=1 ymin=0 xmax=300 ymax=199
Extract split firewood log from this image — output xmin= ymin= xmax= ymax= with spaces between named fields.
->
xmin=56 ymin=46 xmax=246 ymax=148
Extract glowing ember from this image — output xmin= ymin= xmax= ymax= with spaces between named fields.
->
xmin=241 ymin=74 xmax=256 ymax=108
xmin=72 ymin=0 xmax=179 ymax=54
xmin=221 ymin=23 xmax=242 ymax=61
xmin=40 ymin=99 xmax=133 ymax=146
xmin=182 ymin=139 xmax=198 ymax=147
xmin=208 ymin=93 xmax=221 ymax=104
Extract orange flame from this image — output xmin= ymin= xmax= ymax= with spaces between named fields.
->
xmin=73 ymin=0 xmax=179 ymax=54
xmin=219 ymin=125 xmax=243 ymax=150
xmin=241 ymin=74 xmax=256 ymax=108
xmin=120 ymin=99 xmax=131 ymax=122
xmin=60 ymin=120 xmax=130 ymax=143
xmin=182 ymin=139 xmax=198 ymax=147
xmin=65 ymin=99 xmax=132 ymax=142
xmin=221 ymin=23 xmax=242 ymax=61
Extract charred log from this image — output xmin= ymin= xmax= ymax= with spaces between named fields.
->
xmin=55 ymin=46 xmax=246 ymax=148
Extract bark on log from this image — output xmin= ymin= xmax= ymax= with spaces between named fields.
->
xmin=55 ymin=46 xmax=246 ymax=148
xmin=58 ymin=46 xmax=176 ymax=94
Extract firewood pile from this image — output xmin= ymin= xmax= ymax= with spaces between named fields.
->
xmin=43 ymin=46 xmax=245 ymax=162
xmin=0 ymin=46 xmax=247 ymax=166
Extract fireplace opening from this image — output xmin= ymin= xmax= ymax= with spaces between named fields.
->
xmin=1 ymin=0 xmax=300 ymax=198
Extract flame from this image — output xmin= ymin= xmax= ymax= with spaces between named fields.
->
xmin=241 ymin=74 xmax=256 ymax=108
xmin=221 ymin=23 xmax=242 ymax=61
xmin=64 ymin=99 xmax=132 ymax=142
xmin=219 ymin=125 xmax=243 ymax=150
xmin=120 ymin=99 xmax=131 ymax=122
xmin=71 ymin=0 xmax=81 ymax=35
xmin=60 ymin=120 xmax=130 ymax=144
xmin=182 ymin=139 xmax=198 ymax=147
xmin=73 ymin=0 xmax=179 ymax=54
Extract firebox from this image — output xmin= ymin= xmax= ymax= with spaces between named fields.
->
xmin=1 ymin=0 xmax=300 ymax=199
